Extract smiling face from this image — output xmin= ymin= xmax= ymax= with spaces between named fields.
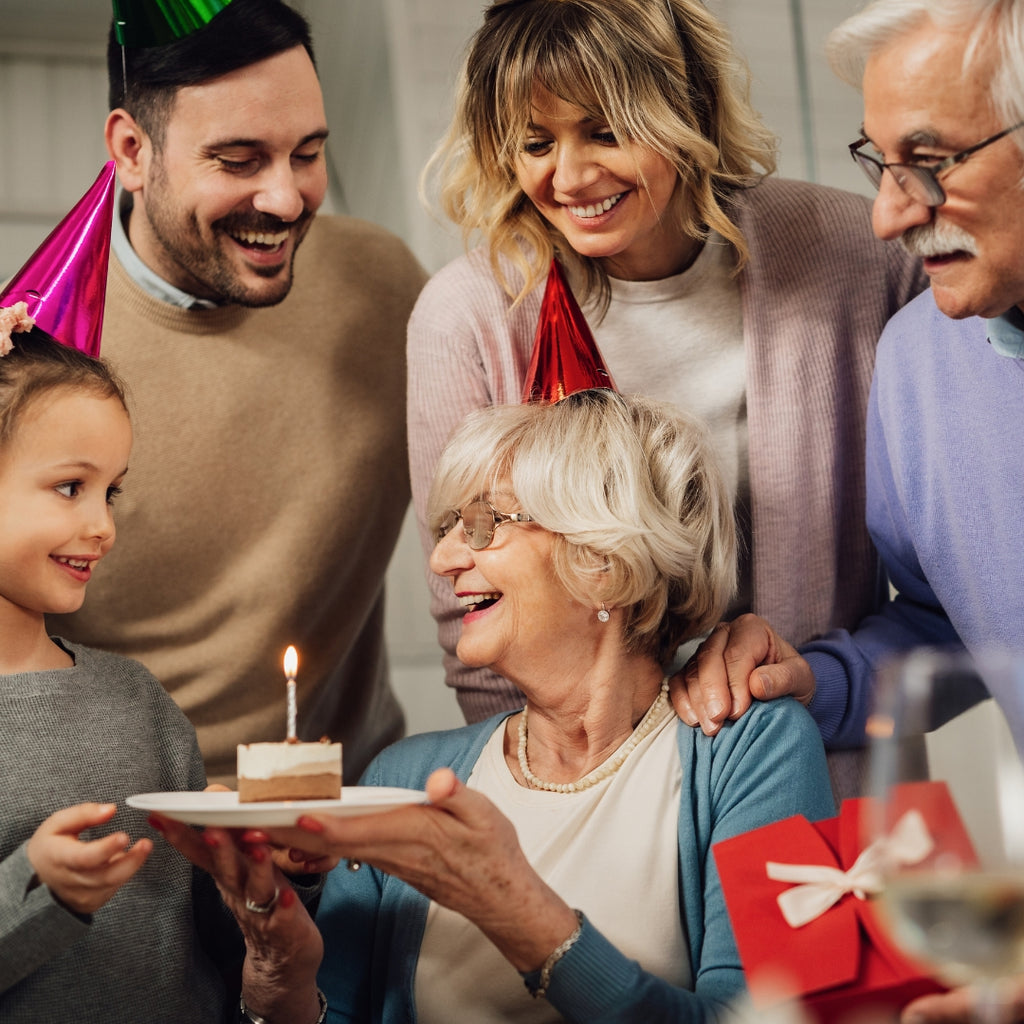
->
xmin=0 ymin=389 xmax=131 ymax=622
xmin=513 ymin=86 xmax=697 ymax=281
xmin=429 ymin=486 xmax=597 ymax=683
xmin=862 ymin=21 xmax=1024 ymax=319
xmin=128 ymin=46 xmax=328 ymax=306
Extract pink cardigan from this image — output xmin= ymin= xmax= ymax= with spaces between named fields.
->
xmin=407 ymin=177 xmax=928 ymax=721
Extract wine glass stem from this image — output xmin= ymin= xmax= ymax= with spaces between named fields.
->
xmin=974 ymin=981 xmax=1009 ymax=1024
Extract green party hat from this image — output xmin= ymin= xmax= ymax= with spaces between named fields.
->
xmin=112 ymin=0 xmax=234 ymax=48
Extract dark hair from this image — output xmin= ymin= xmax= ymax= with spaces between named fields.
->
xmin=108 ymin=0 xmax=316 ymax=149
xmin=0 ymin=330 xmax=128 ymax=445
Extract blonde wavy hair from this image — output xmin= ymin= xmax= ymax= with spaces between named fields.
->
xmin=424 ymin=0 xmax=777 ymax=310
xmin=427 ymin=390 xmax=737 ymax=664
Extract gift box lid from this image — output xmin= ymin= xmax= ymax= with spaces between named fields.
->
xmin=713 ymin=781 xmax=977 ymax=1007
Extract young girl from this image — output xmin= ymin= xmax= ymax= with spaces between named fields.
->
xmin=0 ymin=311 xmax=320 ymax=1022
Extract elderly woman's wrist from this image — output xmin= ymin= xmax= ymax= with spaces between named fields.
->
xmin=521 ymin=909 xmax=585 ymax=998
xmin=239 ymin=986 xmax=325 ymax=1024
xmin=241 ymin=956 xmax=325 ymax=1024
xmin=459 ymin=863 xmax=576 ymax=974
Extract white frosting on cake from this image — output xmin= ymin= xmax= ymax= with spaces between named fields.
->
xmin=237 ymin=742 xmax=342 ymax=780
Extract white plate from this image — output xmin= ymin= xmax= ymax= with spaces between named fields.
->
xmin=126 ymin=787 xmax=428 ymax=827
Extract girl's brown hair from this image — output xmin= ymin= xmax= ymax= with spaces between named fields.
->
xmin=0 ymin=330 xmax=127 ymax=445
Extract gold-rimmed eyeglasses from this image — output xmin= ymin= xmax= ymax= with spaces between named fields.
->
xmin=435 ymin=500 xmax=534 ymax=550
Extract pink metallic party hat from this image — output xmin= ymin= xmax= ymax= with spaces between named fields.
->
xmin=112 ymin=0 xmax=235 ymax=48
xmin=0 ymin=161 xmax=116 ymax=358
xmin=521 ymin=258 xmax=617 ymax=404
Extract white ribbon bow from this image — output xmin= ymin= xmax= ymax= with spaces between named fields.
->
xmin=765 ymin=809 xmax=934 ymax=928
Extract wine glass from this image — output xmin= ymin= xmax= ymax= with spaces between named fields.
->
xmin=867 ymin=648 xmax=1024 ymax=1023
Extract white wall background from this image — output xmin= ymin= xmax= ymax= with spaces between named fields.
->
xmin=0 ymin=0 xmax=872 ymax=736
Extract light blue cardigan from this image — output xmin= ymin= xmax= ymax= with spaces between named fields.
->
xmin=317 ymin=697 xmax=835 ymax=1022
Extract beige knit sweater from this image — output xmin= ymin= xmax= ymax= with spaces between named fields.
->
xmin=51 ymin=215 xmax=427 ymax=784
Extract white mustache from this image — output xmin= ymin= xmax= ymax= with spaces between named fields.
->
xmin=900 ymin=221 xmax=978 ymax=259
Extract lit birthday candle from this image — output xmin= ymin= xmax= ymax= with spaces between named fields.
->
xmin=284 ymin=645 xmax=298 ymax=742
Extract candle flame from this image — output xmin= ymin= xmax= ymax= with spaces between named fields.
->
xmin=284 ymin=645 xmax=298 ymax=680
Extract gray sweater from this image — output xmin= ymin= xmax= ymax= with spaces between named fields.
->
xmin=0 ymin=640 xmax=239 ymax=1023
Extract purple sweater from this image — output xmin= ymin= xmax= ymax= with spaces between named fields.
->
xmin=804 ymin=289 xmax=1024 ymax=745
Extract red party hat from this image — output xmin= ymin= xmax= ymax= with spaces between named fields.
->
xmin=112 ymin=0 xmax=235 ymax=48
xmin=521 ymin=258 xmax=617 ymax=404
xmin=0 ymin=161 xmax=116 ymax=358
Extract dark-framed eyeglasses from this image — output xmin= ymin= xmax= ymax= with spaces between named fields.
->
xmin=435 ymin=500 xmax=534 ymax=550
xmin=848 ymin=121 xmax=1024 ymax=207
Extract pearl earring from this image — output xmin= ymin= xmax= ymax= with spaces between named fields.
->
xmin=597 ymin=603 xmax=610 ymax=623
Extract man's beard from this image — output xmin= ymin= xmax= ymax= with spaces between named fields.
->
xmin=143 ymin=166 xmax=314 ymax=308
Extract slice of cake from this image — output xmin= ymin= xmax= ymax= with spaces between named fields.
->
xmin=237 ymin=738 xmax=342 ymax=802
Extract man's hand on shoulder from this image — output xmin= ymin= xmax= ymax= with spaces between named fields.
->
xmin=669 ymin=614 xmax=816 ymax=735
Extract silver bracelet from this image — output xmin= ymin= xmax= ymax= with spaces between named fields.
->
xmin=529 ymin=909 xmax=585 ymax=999
xmin=239 ymin=987 xmax=327 ymax=1024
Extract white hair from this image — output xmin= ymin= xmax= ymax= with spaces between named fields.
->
xmin=827 ymin=0 xmax=1024 ymax=152
xmin=427 ymin=390 xmax=737 ymax=663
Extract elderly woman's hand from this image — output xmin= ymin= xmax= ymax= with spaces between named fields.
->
xmin=260 ymin=768 xmax=581 ymax=974
xmin=149 ymin=814 xmax=324 ymax=1024
xmin=669 ymin=614 xmax=816 ymax=735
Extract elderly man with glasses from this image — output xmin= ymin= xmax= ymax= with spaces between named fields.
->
xmin=679 ymin=0 xmax=1024 ymax=914
xmin=680 ymin=0 xmax=1024 ymax=727
xmin=673 ymin=7 xmax=1024 ymax=1015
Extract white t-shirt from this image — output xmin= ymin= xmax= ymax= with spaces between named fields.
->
xmin=414 ymin=706 xmax=688 ymax=1023
xmin=593 ymin=233 xmax=749 ymax=621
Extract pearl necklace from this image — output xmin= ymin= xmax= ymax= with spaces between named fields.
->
xmin=517 ymin=679 xmax=671 ymax=794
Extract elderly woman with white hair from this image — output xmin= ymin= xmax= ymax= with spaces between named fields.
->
xmin=157 ymin=390 xmax=834 ymax=1023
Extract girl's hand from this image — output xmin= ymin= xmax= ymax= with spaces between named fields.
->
xmin=26 ymin=803 xmax=152 ymax=915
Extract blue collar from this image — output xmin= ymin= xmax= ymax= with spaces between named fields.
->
xmin=987 ymin=305 xmax=1024 ymax=359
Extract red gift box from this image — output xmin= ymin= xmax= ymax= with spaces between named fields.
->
xmin=713 ymin=781 xmax=978 ymax=1023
